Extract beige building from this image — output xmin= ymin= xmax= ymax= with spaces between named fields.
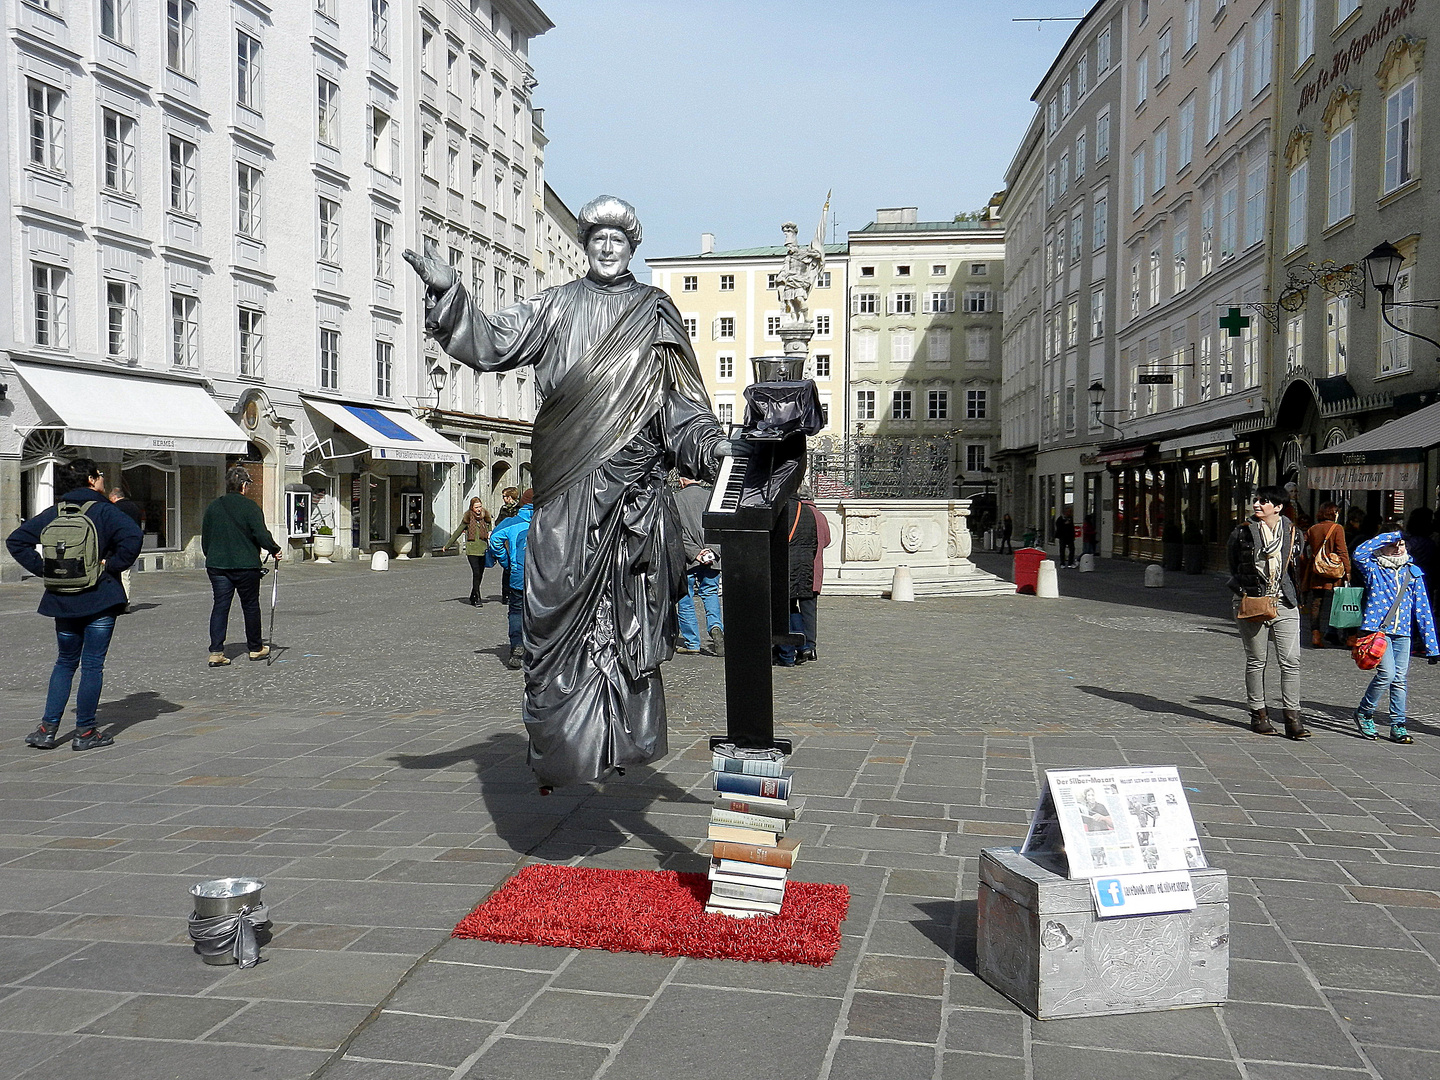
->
xmin=646 ymin=238 xmax=848 ymax=436
xmin=847 ymin=208 xmax=1007 ymax=499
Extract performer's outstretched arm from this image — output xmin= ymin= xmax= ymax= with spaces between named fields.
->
xmin=404 ymin=241 xmax=547 ymax=373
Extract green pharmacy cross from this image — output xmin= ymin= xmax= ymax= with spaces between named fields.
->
xmin=1219 ymin=307 xmax=1251 ymax=337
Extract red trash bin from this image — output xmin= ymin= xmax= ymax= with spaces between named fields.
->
xmin=1013 ymin=547 xmax=1049 ymax=595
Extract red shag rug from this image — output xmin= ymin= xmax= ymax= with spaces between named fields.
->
xmin=452 ymin=864 xmax=849 ymax=966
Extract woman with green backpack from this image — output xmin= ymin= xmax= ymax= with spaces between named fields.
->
xmin=5 ymin=458 xmax=143 ymax=751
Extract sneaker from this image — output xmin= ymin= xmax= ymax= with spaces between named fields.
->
xmin=506 ymin=647 xmax=524 ymax=670
xmin=1354 ymin=712 xmax=1378 ymax=740
xmin=676 ymin=645 xmax=701 ymax=655
xmin=72 ymin=729 xmax=114 ymax=752
xmin=1391 ymin=724 xmax=1415 ymax=744
xmin=709 ymin=626 xmax=725 ymax=657
xmin=248 ymin=646 xmax=270 ymax=662
xmin=208 ymin=652 xmax=231 ymax=667
xmin=25 ymin=722 xmax=60 ymax=749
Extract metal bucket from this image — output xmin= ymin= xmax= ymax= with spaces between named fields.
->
xmin=191 ymin=877 xmax=265 ymax=919
xmin=750 ymin=355 xmax=803 ymax=384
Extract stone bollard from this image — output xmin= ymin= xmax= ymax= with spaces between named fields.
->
xmin=1144 ymin=563 xmax=1164 ymax=587
xmin=1036 ymin=559 xmax=1060 ymax=598
xmin=370 ymin=550 xmax=390 ymax=572
xmin=891 ymin=564 xmax=916 ymax=602
xmin=1078 ymin=553 xmax=1096 ymax=572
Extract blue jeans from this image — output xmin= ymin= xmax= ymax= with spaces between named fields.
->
xmin=1360 ymin=633 xmax=1411 ymax=724
xmin=208 ymin=568 xmax=264 ymax=651
xmin=677 ymin=567 xmax=723 ymax=649
xmin=507 ymin=588 xmax=524 ymax=652
xmin=44 ymin=613 xmax=117 ymax=729
xmin=776 ymin=605 xmax=806 ymax=665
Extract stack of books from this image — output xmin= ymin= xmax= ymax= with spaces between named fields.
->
xmin=705 ymin=744 xmax=800 ymax=918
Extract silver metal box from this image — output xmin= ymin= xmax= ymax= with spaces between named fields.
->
xmin=976 ymin=846 xmax=1229 ymax=1020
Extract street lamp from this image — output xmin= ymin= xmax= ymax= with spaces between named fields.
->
xmin=428 ymin=364 xmax=448 ymax=405
xmin=1364 ymin=240 xmax=1440 ymax=360
xmin=1088 ymin=380 xmax=1127 ymax=436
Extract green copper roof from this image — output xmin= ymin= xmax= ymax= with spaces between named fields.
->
xmin=684 ymin=242 xmax=850 ymax=259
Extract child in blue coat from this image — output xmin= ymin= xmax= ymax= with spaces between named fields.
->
xmin=1352 ymin=529 xmax=1440 ymax=743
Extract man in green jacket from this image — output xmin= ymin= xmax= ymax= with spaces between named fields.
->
xmin=202 ymin=466 xmax=282 ymax=666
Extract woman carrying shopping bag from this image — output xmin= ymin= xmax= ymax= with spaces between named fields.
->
xmin=1351 ymin=527 xmax=1440 ymax=744
xmin=1302 ymin=502 xmax=1351 ymax=647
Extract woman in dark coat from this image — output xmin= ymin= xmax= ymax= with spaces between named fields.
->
xmin=6 ymin=458 xmax=143 ymax=750
xmin=776 ymin=495 xmax=819 ymax=666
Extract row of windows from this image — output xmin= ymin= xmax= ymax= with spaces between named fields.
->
xmin=853 ymin=388 xmax=988 ymax=422
xmin=853 ymin=328 xmax=993 ymax=365
xmin=1045 ymin=197 xmax=1109 ymax=281
xmin=1044 ymin=18 xmax=1113 ymax=137
xmin=27 ymin=261 xmax=400 ymax=396
xmin=710 ymin=353 xmax=833 ymax=382
xmin=1283 ymin=288 xmax=1416 ymax=381
xmin=680 ymin=272 xmax=833 ymax=292
xmin=856 ymin=262 xmax=987 ymax=279
xmin=1285 ymin=78 xmax=1420 ymax=252
xmin=853 ymin=289 xmax=995 ymax=315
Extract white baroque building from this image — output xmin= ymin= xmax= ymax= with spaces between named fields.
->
xmin=1 ymin=0 xmax=555 ymax=580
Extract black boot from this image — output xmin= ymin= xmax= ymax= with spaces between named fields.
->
xmin=1250 ymin=708 xmax=1276 ymax=735
xmin=1283 ymin=709 xmax=1312 ymax=740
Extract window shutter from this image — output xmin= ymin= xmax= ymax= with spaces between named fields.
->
xmin=390 ymin=118 xmax=400 ymax=176
xmin=886 ymin=292 xmax=894 ymax=315
xmin=850 ymin=291 xmax=860 ymax=315
xmin=711 ymin=317 xmax=720 ymax=341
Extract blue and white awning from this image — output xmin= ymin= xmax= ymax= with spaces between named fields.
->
xmin=304 ymin=399 xmax=465 ymax=464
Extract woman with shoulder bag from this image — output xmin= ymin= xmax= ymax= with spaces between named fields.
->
xmin=445 ymin=497 xmax=493 ymax=606
xmin=1350 ymin=528 xmax=1439 ymax=744
xmin=1303 ymin=502 xmax=1351 ymax=648
xmin=1227 ymin=486 xmax=1309 ymax=739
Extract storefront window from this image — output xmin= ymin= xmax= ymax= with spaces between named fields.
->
xmin=123 ymin=460 xmax=179 ymax=550
xmin=367 ymin=473 xmax=389 ymax=543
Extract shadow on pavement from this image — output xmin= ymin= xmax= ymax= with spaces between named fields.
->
xmin=95 ymin=690 xmax=184 ymax=737
xmin=1076 ymin=686 xmax=1246 ymax=730
xmin=390 ymin=731 xmax=704 ymax=865
xmin=913 ymin=898 xmax=979 ymax=974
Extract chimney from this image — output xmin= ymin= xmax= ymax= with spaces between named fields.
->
xmin=876 ymin=207 xmax=918 ymax=224
xmin=700 ymin=233 xmax=714 ymax=254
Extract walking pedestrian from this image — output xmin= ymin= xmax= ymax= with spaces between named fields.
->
xmin=202 ymin=466 xmax=282 ymax=667
xmin=999 ymin=513 xmax=1014 ymax=555
xmin=1081 ymin=514 xmax=1098 ymax=558
xmin=489 ymin=489 xmax=533 ymax=669
xmin=1227 ymin=485 xmax=1308 ymax=739
xmin=6 ymin=458 xmax=143 ymax=751
xmin=445 ymin=497 xmax=493 ymax=605
xmin=1302 ymin=502 xmax=1350 ymax=648
xmin=1351 ymin=528 xmax=1439 ymax=744
xmin=797 ymin=493 xmax=830 ymax=664
xmin=775 ymin=494 xmax=818 ymax=667
xmin=107 ymin=483 xmax=143 ymax=611
xmin=673 ymin=476 xmax=723 ymax=656
xmin=1055 ymin=510 xmax=1076 ymax=568
xmin=494 ymin=486 xmax=520 ymax=606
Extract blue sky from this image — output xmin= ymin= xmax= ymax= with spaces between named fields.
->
xmin=530 ymin=0 xmax=1091 ymax=266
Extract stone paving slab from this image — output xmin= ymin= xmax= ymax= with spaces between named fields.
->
xmin=2 ymin=556 xmax=1440 ymax=1077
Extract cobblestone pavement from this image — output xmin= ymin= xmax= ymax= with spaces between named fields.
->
xmin=1 ymin=554 xmax=1439 ymax=1079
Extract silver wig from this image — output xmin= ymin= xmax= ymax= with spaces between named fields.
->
xmin=577 ymin=195 xmax=643 ymax=249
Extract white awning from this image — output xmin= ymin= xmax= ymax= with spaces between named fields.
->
xmin=1305 ymin=462 xmax=1423 ymax=491
xmin=1158 ymin=427 xmax=1235 ymax=454
xmin=12 ymin=361 xmax=248 ymax=455
xmin=305 ymin=399 xmax=465 ymax=464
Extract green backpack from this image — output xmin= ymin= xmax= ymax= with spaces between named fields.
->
xmin=40 ymin=501 xmax=102 ymax=593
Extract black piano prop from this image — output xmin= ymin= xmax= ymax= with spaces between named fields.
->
xmin=700 ymin=355 xmax=824 ymax=917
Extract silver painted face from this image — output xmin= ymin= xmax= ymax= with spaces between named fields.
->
xmin=586 ymin=227 xmax=633 ymax=283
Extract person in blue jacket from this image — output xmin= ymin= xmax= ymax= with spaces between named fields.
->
xmin=5 ymin=458 xmax=144 ymax=751
xmin=488 ymin=488 xmax=533 ymax=670
xmin=1352 ymin=527 xmax=1440 ymax=744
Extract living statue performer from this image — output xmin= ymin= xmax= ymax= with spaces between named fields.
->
xmin=403 ymin=196 xmax=735 ymax=792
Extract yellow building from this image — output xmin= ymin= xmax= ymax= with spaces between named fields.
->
xmin=647 ymin=237 xmax=849 ymax=436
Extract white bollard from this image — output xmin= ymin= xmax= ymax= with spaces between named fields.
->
xmin=1144 ymin=563 xmax=1164 ymax=588
xmin=370 ymin=550 xmax=390 ymax=572
xmin=1078 ymin=553 xmax=1096 ymax=573
xmin=1036 ymin=559 xmax=1060 ymax=598
xmin=891 ymin=564 xmax=916 ymax=602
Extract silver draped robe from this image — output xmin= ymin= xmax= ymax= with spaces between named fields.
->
xmin=425 ymin=271 xmax=725 ymax=787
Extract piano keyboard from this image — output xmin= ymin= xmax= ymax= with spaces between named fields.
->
xmin=708 ymin=454 xmax=746 ymax=515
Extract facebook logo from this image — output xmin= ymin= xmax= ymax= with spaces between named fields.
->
xmin=1096 ymin=879 xmax=1125 ymax=907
